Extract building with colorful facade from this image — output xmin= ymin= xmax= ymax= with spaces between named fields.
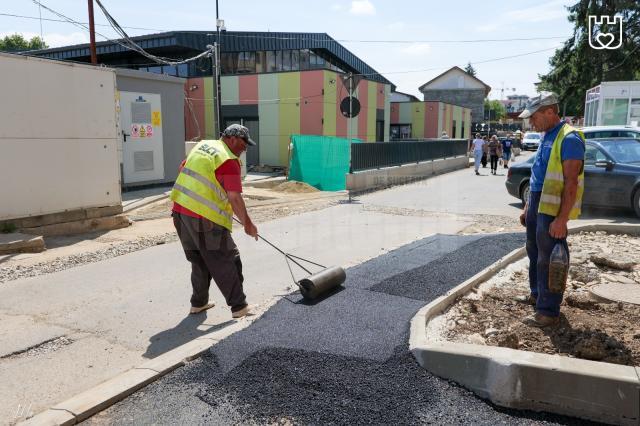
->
xmin=390 ymin=101 xmax=471 ymax=140
xmin=32 ymin=31 xmax=393 ymax=167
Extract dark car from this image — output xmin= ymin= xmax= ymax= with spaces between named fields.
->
xmin=505 ymin=138 xmax=640 ymax=217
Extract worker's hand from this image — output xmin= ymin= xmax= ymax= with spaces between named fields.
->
xmin=519 ymin=212 xmax=526 ymax=227
xmin=244 ymin=221 xmax=258 ymax=240
xmin=549 ymin=218 xmax=568 ymax=239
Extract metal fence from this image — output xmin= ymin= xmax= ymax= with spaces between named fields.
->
xmin=350 ymin=139 xmax=468 ymax=172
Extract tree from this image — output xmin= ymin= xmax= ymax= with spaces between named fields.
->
xmin=484 ymin=99 xmax=507 ymax=121
xmin=538 ymin=1 xmax=640 ymax=116
xmin=0 ymin=33 xmax=48 ymax=52
xmin=464 ymin=62 xmax=477 ymax=77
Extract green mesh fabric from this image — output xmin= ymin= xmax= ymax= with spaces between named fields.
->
xmin=288 ymin=135 xmax=361 ymax=191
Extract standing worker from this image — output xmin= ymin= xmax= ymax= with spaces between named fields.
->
xmin=470 ymin=133 xmax=485 ymax=175
xmin=516 ymin=92 xmax=585 ymax=327
xmin=501 ymin=133 xmax=513 ymax=168
xmin=170 ymin=124 xmax=258 ymax=318
xmin=487 ymin=135 xmax=501 ymax=175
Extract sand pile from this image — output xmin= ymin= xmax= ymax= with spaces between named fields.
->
xmin=272 ymin=180 xmax=319 ymax=193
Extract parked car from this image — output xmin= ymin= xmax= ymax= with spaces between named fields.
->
xmin=580 ymin=125 xmax=640 ymax=140
xmin=522 ymin=132 xmax=542 ymax=151
xmin=505 ymin=138 xmax=640 ymax=217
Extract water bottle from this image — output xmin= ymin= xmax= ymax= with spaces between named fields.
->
xmin=548 ymin=242 xmax=569 ymax=293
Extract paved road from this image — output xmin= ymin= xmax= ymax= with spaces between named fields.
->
xmin=87 ymin=232 xmax=589 ymax=425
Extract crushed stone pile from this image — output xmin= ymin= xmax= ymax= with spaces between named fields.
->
xmin=272 ymin=180 xmax=320 ymax=193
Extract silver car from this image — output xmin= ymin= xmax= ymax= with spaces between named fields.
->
xmin=522 ymin=132 xmax=541 ymax=151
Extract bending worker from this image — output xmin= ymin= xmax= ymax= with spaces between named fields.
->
xmin=170 ymin=124 xmax=258 ymax=318
xmin=517 ymin=92 xmax=585 ymax=327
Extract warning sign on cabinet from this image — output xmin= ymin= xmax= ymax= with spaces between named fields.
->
xmin=131 ymin=123 xmax=153 ymax=138
xmin=152 ymin=111 xmax=162 ymax=126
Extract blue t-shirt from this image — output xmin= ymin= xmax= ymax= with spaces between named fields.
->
xmin=530 ymin=121 xmax=585 ymax=192
xmin=501 ymin=139 xmax=513 ymax=153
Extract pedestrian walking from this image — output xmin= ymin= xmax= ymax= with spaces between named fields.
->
xmin=487 ymin=135 xmax=501 ymax=175
xmin=481 ymin=135 xmax=488 ymax=168
xmin=502 ymin=134 xmax=514 ymax=168
xmin=515 ymin=92 xmax=585 ymax=328
xmin=470 ymin=133 xmax=485 ymax=175
xmin=170 ymin=124 xmax=259 ymax=318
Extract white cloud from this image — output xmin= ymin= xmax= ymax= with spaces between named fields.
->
xmin=504 ymin=0 xmax=568 ymax=23
xmin=331 ymin=3 xmax=344 ymax=11
xmin=386 ymin=21 xmax=405 ymax=31
xmin=400 ymin=42 xmax=431 ymax=55
xmin=45 ymin=32 xmax=89 ymax=47
xmin=349 ymin=0 xmax=376 ymax=16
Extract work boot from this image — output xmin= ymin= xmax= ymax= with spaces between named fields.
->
xmin=190 ymin=302 xmax=215 ymax=314
xmin=523 ymin=313 xmax=560 ymax=328
xmin=232 ymin=304 xmax=252 ymax=319
xmin=514 ymin=294 xmax=536 ymax=305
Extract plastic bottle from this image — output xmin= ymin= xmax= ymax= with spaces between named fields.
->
xmin=548 ymin=242 xmax=569 ymax=293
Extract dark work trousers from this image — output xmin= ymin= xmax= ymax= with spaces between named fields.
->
xmin=525 ymin=191 xmax=569 ymax=317
xmin=490 ymin=154 xmax=499 ymax=171
xmin=173 ymin=212 xmax=247 ymax=311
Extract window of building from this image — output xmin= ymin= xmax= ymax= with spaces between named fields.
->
xmin=275 ymin=50 xmax=283 ymax=71
xmin=291 ymin=50 xmax=300 ymax=71
xmin=299 ymin=49 xmax=310 ymax=70
xmin=163 ymin=65 xmax=177 ymax=76
xmin=390 ymin=124 xmax=412 ymax=139
xmin=266 ymin=51 xmax=277 ymax=72
xmin=237 ymin=51 xmax=255 ymax=73
xmin=255 ymin=51 xmax=266 ymax=73
xmin=148 ymin=66 xmax=163 ymax=74
xmin=221 ymin=53 xmax=237 ymax=74
xmin=281 ymin=50 xmax=292 ymax=71
xmin=602 ymin=98 xmax=629 ymax=125
xmin=452 ymin=120 xmax=457 ymax=138
xmin=177 ymin=63 xmax=188 ymax=77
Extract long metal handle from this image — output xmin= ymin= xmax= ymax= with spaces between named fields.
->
xmin=232 ymin=217 xmax=314 ymax=275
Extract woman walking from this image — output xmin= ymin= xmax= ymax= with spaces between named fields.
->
xmin=488 ymin=135 xmax=502 ymax=175
xmin=470 ymin=133 xmax=485 ymax=175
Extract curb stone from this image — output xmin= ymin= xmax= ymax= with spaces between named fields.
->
xmin=20 ymin=299 xmax=278 ymax=426
xmin=409 ymin=223 xmax=640 ymax=426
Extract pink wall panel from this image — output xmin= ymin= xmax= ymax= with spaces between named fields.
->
xmin=300 ymin=70 xmax=324 ymax=135
xmin=335 ymin=75 xmax=348 ymax=137
xmin=357 ymin=80 xmax=368 ymax=140
xmin=424 ymin=101 xmax=439 ymax=138
xmin=376 ymin=83 xmax=384 ymax=109
xmin=390 ymin=103 xmax=400 ymax=124
xmin=239 ymin=74 xmax=258 ymax=105
xmin=184 ymin=77 xmax=205 ymax=141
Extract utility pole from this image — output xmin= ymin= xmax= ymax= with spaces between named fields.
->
xmin=87 ymin=0 xmax=97 ymax=64
xmin=348 ymin=72 xmax=353 ymax=144
xmin=214 ymin=0 xmax=222 ymax=136
xmin=207 ymin=43 xmax=220 ymax=139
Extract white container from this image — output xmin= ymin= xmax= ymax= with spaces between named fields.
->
xmin=0 ymin=53 xmax=121 ymax=220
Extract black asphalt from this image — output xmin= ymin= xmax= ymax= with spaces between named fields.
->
xmin=86 ymin=233 xmax=592 ymax=425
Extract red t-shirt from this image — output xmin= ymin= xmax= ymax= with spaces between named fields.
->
xmin=172 ymin=159 xmax=242 ymax=218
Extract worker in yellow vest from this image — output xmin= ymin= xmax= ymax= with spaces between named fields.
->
xmin=170 ymin=124 xmax=258 ymax=318
xmin=517 ymin=92 xmax=585 ymax=327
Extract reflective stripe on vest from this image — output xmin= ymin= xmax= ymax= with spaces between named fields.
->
xmin=538 ymin=124 xmax=585 ymax=220
xmin=169 ymin=140 xmax=237 ymax=230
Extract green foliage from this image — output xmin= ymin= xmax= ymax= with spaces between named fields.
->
xmin=538 ymin=1 xmax=640 ymax=116
xmin=0 ymin=33 xmax=48 ymax=52
xmin=0 ymin=222 xmax=17 ymax=234
xmin=464 ymin=62 xmax=477 ymax=77
xmin=484 ymin=99 xmax=507 ymax=120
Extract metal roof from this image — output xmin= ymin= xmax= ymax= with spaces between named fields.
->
xmin=30 ymin=31 xmax=393 ymax=86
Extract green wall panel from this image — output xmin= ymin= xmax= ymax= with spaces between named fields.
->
xmin=278 ymin=72 xmax=301 ymax=166
xmin=398 ymin=103 xmax=412 ymax=124
xmin=221 ymin=75 xmax=239 ymax=106
xmin=412 ymin=102 xmax=425 ymax=138
xmin=258 ymin=73 xmax=280 ymax=166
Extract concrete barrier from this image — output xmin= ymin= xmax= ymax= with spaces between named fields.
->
xmin=346 ymin=156 xmax=467 ymax=192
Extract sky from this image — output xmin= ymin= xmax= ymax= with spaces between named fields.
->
xmin=0 ymin=0 xmax=577 ymax=99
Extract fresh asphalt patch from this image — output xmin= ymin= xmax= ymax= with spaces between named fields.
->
xmin=86 ymin=233 xmax=592 ymax=425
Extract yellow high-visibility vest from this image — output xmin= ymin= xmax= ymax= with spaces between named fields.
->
xmin=538 ymin=124 xmax=585 ymax=219
xmin=170 ymin=140 xmax=237 ymax=230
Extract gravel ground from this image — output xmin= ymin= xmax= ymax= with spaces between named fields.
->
xmin=85 ymin=233 xmax=591 ymax=425
xmin=436 ymin=231 xmax=640 ymax=366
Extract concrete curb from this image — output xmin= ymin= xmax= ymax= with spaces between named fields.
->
xmin=21 ymin=298 xmax=279 ymax=426
xmin=20 ymin=215 xmax=131 ymax=237
xmin=409 ymin=223 xmax=640 ymax=425
xmin=0 ymin=233 xmax=45 ymax=254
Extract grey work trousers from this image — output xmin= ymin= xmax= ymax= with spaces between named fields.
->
xmin=172 ymin=212 xmax=247 ymax=311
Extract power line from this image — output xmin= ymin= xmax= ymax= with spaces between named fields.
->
xmin=0 ymin=12 xmax=165 ymax=32
xmin=1 ymin=11 xmax=571 ymax=44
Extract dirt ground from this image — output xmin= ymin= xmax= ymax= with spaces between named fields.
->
xmin=434 ymin=231 xmax=640 ymax=366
